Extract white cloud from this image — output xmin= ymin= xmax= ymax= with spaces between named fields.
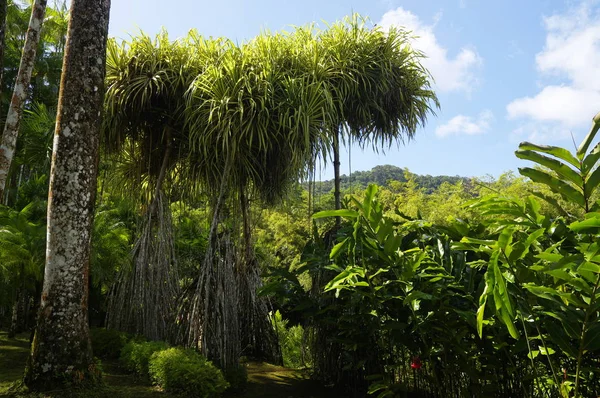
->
xmin=378 ymin=7 xmax=482 ymax=93
xmin=510 ymin=122 xmax=574 ymax=144
xmin=435 ymin=110 xmax=494 ymax=137
xmin=507 ymin=86 xmax=600 ymax=126
xmin=507 ymin=3 xmax=600 ymax=135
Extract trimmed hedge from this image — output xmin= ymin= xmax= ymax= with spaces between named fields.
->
xmin=120 ymin=340 xmax=170 ymax=377
xmin=149 ymin=347 xmax=229 ymax=397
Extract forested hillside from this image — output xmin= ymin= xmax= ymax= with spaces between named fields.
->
xmin=310 ymin=164 xmax=469 ymax=195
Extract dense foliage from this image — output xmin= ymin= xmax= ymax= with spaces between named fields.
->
xmin=261 ymin=115 xmax=600 ymax=397
xmin=0 ymin=3 xmax=598 ymax=397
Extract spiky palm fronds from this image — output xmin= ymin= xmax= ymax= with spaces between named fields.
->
xmin=0 ymin=202 xmax=46 ymax=288
xmin=185 ymin=29 xmax=335 ymax=204
xmin=317 ymin=14 xmax=438 ymax=152
xmin=16 ymin=102 xmax=54 ymax=174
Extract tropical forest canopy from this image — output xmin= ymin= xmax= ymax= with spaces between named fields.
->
xmin=0 ymin=1 xmax=599 ymax=398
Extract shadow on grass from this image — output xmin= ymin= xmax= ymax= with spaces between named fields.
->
xmin=0 ymin=331 xmax=29 ymax=395
xmin=1 ymin=332 xmax=341 ymax=398
xmin=237 ymin=362 xmax=345 ymax=398
xmin=0 ymin=331 xmax=163 ymax=398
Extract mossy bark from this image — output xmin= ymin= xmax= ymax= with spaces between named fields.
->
xmin=0 ymin=0 xmax=47 ymax=201
xmin=24 ymin=0 xmax=111 ymax=390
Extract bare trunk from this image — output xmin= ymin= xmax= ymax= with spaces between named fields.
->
xmin=0 ymin=0 xmax=7 ymax=94
xmin=180 ymin=158 xmax=241 ymax=371
xmin=238 ymin=187 xmax=282 ymax=365
xmin=24 ymin=0 xmax=110 ymax=390
xmin=0 ymin=0 xmax=47 ymax=202
xmin=8 ymin=291 xmax=20 ymax=337
xmin=8 ymin=262 xmax=26 ymax=337
xmin=106 ymin=135 xmax=178 ymax=341
xmin=333 ymin=127 xmax=341 ymax=224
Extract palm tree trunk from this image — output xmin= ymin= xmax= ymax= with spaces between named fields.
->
xmin=24 ymin=0 xmax=110 ymax=390
xmin=333 ymin=127 xmax=341 ymax=223
xmin=0 ymin=0 xmax=47 ymax=202
xmin=240 ymin=186 xmax=252 ymax=263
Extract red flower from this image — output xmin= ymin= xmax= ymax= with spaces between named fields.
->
xmin=410 ymin=356 xmax=422 ymax=370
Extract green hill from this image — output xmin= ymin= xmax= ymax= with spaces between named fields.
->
xmin=309 ymin=165 xmax=468 ymax=195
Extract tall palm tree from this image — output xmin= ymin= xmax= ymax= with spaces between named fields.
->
xmin=182 ymin=29 xmax=336 ymax=367
xmin=102 ymin=31 xmax=222 ymax=341
xmin=25 ymin=0 xmax=111 ymax=389
xmin=0 ymin=0 xmax=47 ymax=201
xmin=317 ymin=16 xmax=438 ymax=215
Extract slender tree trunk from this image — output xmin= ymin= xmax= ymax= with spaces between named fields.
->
xmin=8 ymin=262 xmax=25 ymax=337
xmin=24 ymin=0 xmax=111 ymax=390
xmin=0 ymin=0 xmax=47 ymax=202
xmin=238 ymin=186 xmax=283 ymax=365
xmin=333 ymin=127 xmax=341 ymax=224
xmin=240 ymin=187 xmax=252 ymax=263
xmin=0 ymin=0 xmax=7 ymax=95
xmin=8 ymin=291 xmax=20 ymax=337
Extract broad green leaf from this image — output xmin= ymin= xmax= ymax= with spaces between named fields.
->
xmin=531 ymin=191 xmax=570 ymax=218
xmin=523 ymin=285 xmax=564 ymax=303
xmin=460 ymin=237 xmax=496 ymax=247
xmin=578 ymin=261 xmax=600 ymax=274
xmin=536 ymin=252 xmax=564 ymax=262
xmin=518 ymin=142 xmax=580 ymax=169
xmin=499 ymin=308 xmax=519 ymax=339
xmin=517 ymin=228 xmax=545 ymax=260
xmin=313 ymin=209 xmax=359 ymax=219
xmin=585 ymin=166 xmax=600 ymax=198
xmin=329 ymin=238 xmax=349 ymax=259
xmin=404 ymin=290 xmax=433 ymax=305
xmin=516 ymin=149 xmax=583 ymax=188
xmin=576 ymin=111 xmax=600 ymax=159
xmin=546 ymin=320 xmax=578 ymax=358
xmin=540 ymin=310 xmax=581 ymax=338
xmin=570 ymin=217 xmax=600 ymax=232
xmin=363 ymin=184 xmax=378 ymax=219
xmin=519 ymin=167 xmax=585 ymax=208
xmin=583 ymin=323 xmax=600 ymax=351
xmin=582 ymin=141 xmax=600 ymax=174
xmin=497 ymin=226 xmax=514 ymax=253
xmin=477 ymin=268 xmax=494 ymax=338
xmin=476 ymin=301 xmax=486 ymax=338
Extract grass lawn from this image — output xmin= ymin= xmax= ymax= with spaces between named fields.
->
xmin=0 ymin=331 xmax=342 ymax=398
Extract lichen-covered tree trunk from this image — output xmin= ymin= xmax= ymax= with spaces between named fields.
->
xmin=0 ymin=0 xmax=47 ymax=202
xmin=24 ymin=0 xmax=110 ymax=390
xmin=0 ymin=0 xmax=8 ymax=94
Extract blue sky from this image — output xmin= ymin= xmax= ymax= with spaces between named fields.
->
xmin=108 ymin=0 xmax=600 ymax=179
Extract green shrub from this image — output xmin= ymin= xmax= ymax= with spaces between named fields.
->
xmin=120 ymin=340 xmax=169 ymax=377
xmin=90 ymin=328 xmax=131 ymax=359
xmin=271 ymin=310 xmax=308 ymax=368
xmin=148 ymin=347 xmax=229 ymax=397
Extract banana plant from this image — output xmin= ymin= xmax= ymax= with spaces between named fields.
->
xmin=515 ymin=112 xmax=600 ymax=214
